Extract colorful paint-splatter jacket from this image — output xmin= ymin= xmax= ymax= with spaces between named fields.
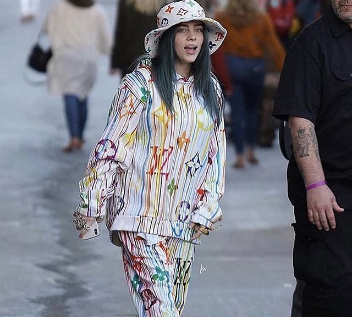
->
xmin=76 ymin=62 xmax=226 ymax=241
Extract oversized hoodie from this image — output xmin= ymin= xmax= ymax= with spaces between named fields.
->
xmin=76 ymin=61 xmax=226 ymax=242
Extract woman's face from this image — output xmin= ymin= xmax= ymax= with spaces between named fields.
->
xmin=174 ymin=21 xmax=204 ymax=77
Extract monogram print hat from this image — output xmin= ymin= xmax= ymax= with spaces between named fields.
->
xmin=145 ymin=0 xmax=227 ymax=58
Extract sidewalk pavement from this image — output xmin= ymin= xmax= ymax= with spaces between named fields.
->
xmin=0 ymin=1 xmax=295 ymax=316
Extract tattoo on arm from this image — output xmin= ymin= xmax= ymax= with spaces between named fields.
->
xmin=293 ymin=127 xmax=310 ymax=157
xmin=309 ymin=126 xmax=320 ymax=160
xmin=293 ymin=125 xmax=321 ymax=160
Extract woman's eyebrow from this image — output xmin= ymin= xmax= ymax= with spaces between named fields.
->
xmin=178 ymin=22 xmax=204 ymax=27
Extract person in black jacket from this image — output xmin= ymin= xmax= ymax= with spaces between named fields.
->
xmin=110 ymin=0 xmax=171 ymax=77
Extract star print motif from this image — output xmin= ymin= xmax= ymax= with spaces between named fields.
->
xmin=177 ymin=131 xmax=190 ymax=149
xmin=119 ymin=95 xmax=136 ymax=119
xmin=186 ymin=153 xmax=202 ymax=176
xmin=177 ymin=8 xmax=188 ymax=16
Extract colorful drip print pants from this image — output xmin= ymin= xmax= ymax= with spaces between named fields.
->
xmin=118 ymin=231 xmax=195 ymax=317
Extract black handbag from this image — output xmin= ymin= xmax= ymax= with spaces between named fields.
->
xmin=27 ymin=33 xmax=52 ymax=73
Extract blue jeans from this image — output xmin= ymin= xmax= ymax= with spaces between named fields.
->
xmin=63 ymin=94 xmax=87 ymax=139
xmin=225 ymin=55 xmax=265 ymax=155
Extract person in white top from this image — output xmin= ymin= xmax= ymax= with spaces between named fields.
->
xmin=43 ymin=0 xmax=111 ymax=152
xmin=73 ymin=1 xmax=227 ymax=316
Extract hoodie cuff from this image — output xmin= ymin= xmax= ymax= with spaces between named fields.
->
xmin=190 ymin=213 xmax=214 ymax=229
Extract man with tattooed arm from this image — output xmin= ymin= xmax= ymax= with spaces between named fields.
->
xmin=273 ymin=1 xmax=352 ymax=316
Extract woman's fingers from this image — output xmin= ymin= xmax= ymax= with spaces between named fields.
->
xmin=189 ymin=222 xmax=209 ymax=241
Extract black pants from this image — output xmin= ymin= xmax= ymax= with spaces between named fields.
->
xmin=292 ymin=208 xmax=352 ymax=317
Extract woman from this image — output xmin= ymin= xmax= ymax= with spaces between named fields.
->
xmin=73 ymin=1 xmax=227 ymax=316
xmin=216 ymin=0 xmax=285 ymax=168
xmin=43 ymin=0 xmax=111 ymax=152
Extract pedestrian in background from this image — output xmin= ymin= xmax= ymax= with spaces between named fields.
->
xmin=266 ymin=0 xmax=296 ymax=50
xmin=73 ymin=1 xmax=227 ymax=316
xmin=273 ymin=1 xmax=352 ymax=316
xmin=216 ymin=0 xmax=285 ymax=168
xmin=110 ymin=0 xmax=171 ymax=78
xmin=20 ymin=0 xmax=40 ymax=22
xmin=295 ymin=0 xmax=321 ymax=28
xmin=43 ymin=0 xmax=111 ymax=152
xmin=197 ymin=0 xmax=221 ymax=17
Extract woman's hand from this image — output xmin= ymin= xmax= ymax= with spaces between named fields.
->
xmin=73 ymin=212 xmax=97 ymax=238
xmin=189 ymin=222 xmax=210 ymax=241
xmin=78 ymin=217 xmax=96 ymax=238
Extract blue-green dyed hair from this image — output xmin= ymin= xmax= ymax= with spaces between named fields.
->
xmin=150 ymin=24 xmax=222 ymax=125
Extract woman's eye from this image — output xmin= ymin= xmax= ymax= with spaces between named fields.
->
xmin=178 ymin=28 xmax=187 ymax=33
xmin=196 ymin=27 xmax=203 ymax=32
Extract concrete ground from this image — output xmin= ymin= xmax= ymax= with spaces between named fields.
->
xmin=0 ymin=1 xmax=295 ymax=316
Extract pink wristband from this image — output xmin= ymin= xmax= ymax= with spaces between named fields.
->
xmin=305 ymin=180 xmax=327 ymax=191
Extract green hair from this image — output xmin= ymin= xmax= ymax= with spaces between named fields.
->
xmin=150 ymin=24 xmax=222 ymax=125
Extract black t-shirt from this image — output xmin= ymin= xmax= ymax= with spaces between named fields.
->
xmin=273 ymin=7 xmax=352 ymax=208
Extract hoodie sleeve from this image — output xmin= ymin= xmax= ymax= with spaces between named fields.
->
xmin=191 ymin=81 xmax=226 ymax=229
xmin=75 ymin=71 xmax=149 ymax=218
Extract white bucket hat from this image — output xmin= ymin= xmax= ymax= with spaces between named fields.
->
xmin=144 ymin=0 xmax=227 ymax=58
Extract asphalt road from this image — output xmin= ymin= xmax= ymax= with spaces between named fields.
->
xmin=0 ymin=1 xmax=295 ymax=316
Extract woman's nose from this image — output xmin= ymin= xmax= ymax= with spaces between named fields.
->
xmin=188 ymin=31 xmax=196 ymax=40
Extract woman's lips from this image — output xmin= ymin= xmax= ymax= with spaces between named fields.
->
xmin=185 ymin=45 xmax=197 ymax=54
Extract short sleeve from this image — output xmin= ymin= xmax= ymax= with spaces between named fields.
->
xmin=273 ymin=38 xmax=322 ymax=124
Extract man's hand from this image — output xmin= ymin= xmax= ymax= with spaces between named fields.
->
xmin=307 ymin=185 xmax=344 ymax=230
xmin=189 ymin=222 xmax=209 ymax=241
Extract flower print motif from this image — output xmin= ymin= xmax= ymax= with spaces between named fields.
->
xmin=158 ymin=240 xmax=172 ymax=265
xmin=151 ymin=266 xmax=169 ymax=282
xmin=167 ymin=178 xmax=178 ymax=196
xmin=131 ymin=255 xmax=144 ymax=274
xmin=165 ymin=5 xmax=174 ymax=14
xmin=197 ymin=108 xmax=213 ymax=131
xmin=141 ymin=289 xmax=157 ymax=310
xmin=196 ymin=188 xmax=205 ymax=200
xmin=94 ymin=139 xmax=117 ymax=160
xmin=140 ymin=87 xmax=150 ymax=104
xmin=132 ymin=273 xmax=142 ymax=290
xmin=153 ymin=102 xmax=171 ymax=125
xmin=78 ymin=192 xmax=89 ymax=208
